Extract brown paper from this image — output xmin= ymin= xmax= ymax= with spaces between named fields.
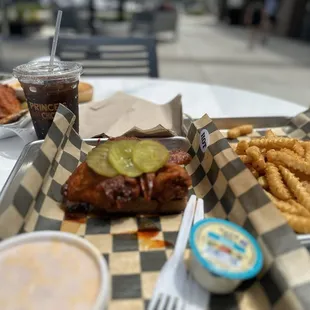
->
xmin=79 ymin=92 xmax=183 ymax=138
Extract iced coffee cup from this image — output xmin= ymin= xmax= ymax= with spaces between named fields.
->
xmin=13 ymin=61 xmax=82 ymax=139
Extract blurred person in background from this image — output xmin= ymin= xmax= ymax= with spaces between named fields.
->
xmin=244 ymin=0 xmax=264 ymax=49
xmin=262 ymin=0 xmax=279 ymax=45
xmin=88 ymin=0 xmax=96 ymax=35
xmin=227 ymin=0 xmax=244 ymax=25
xmin=158 ymin=0 xmax=176 ymax=11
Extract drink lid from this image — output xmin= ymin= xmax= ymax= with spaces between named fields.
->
xmin=13 ymin=61 xmax=82 ymax=83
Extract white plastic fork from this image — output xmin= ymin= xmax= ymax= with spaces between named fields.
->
xmin=185 ymin=199 xmax=210 ymax=310
xmin=193 ymin=198 xmax=204 ymax=225
xmin=148 ymin=195 xmax=198 ymax=310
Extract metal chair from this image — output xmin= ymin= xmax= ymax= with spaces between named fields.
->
xmin=52 ymin=7 xmax=86 ymax=34
xmin=130 ymin=11 xmax=156 ymax=36
xmin=49 ymin=36 xmax=159 ymax=77
xmin=130 ymin=9 xmax=179 ymax=41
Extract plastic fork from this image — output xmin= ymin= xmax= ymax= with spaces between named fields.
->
xmin=193 ymin=198 xmax=204 ymax=225
xmin=148 ymin=195 xmax=198 ymax=310
xmin=185 ymin=199 xmax=210 ymax=310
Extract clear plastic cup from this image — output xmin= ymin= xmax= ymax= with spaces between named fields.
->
xmin=13 ymin=61 xmax=83 ymax=139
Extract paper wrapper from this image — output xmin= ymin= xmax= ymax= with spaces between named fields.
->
xmin=79 ymin=92 xmax=183 ymax=138
xmin=1 ymin=104 xmax=310 ymax=309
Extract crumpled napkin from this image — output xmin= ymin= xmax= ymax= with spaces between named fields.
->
xmin=79 ymin=92 xmax=183 ymax=138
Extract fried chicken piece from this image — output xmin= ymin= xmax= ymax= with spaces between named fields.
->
xmin=63 ymin=162 xmax=191 ymax=211
xmin=62 ymin=162 xmax=108 ymax=209
xmin=63 ymin=162 xmax=145 ymax=210
xmin=62 ymin=136 xmax=192 ymax=213
xmin=97 ymin=175 xmax=140 ymax=209
xmin=0 ymin=109 xmax=28 ymax=125
xmin=168 ymin=149 xmax=192 ymax=165
xmin=152 ymin=163 xmax=192 ymax=202
xmin=0 ymin=85 xmax=21 ymax=119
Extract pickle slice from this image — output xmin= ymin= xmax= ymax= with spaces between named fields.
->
xmin=86 ymin=141 xmax=118 ymax=177
xmin=132 ymin=140 xmax=169 ymax=173
xmin=108 ymin=140 xmax=143 ymax=177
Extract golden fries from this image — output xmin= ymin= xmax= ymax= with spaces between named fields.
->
xmin=303 ymin=142 xmax=310 ymax=162
xmin=290 ymin=200 xmax=310 ymax=217
xmin=235 ymin=140 xmax=249 ymax=155
xmin=302 ymin=181 xmax=310 ymax=194
xmin=252 ymin=158 xmax=266 ymax=174
xmin=282 ymin=213 xmax=310 ymax=234
xmin=240 ymin=155 xmax=252 ymax=164
xmin=249 ymin=137 xmax=296 ymax=150
xmin=279 ymin=166 xmax=310 ymax=211
xmin=265 ymin=163 xmax=292 ymax=201
xmin=245 ymin=164 xmax=259 ymax=178
xmin=230 ymin=128 xmax=310 ymax=234
xmin=293 ymin=142 xmax=305 ymax=156
xmin=267 ymin=150 xmax=310 ymax=175
xmin=246 ymin=146 xmax=261 ymax=161
xmin=258 ymin=176 xmax=268 ymax=189
xmin=265 ymin=130 xmax=276 ymax=138
xmin=281 ymin=148 xmax=303 ymax=161
xmin=265 ymin=191 xmax=310 ymax=217
xmin=227 ymin=125 xmax=253 ymax=139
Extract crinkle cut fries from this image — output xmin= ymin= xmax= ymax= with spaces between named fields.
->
xmin=229 ymin=126 xmax=310 ymax=234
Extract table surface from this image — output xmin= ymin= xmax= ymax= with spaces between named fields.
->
xmin=0 ymin=77 xmax=306 ymax=194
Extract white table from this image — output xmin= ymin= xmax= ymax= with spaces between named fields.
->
xmin=0 ymin=77 xmax=306 ymax=193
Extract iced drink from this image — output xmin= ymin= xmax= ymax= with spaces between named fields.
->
xmin=13 ymin=61 xmax=82 ymax=139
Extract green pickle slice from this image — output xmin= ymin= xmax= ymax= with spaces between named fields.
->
xmin=86 ymin=141 xmax=118 ymax=177
xmin=133 ymin=140 xmax=169 ymax=173
xmin=108 ymin=140 xmax=143 ymax=177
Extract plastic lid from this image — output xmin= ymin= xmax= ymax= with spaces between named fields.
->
xmin=13 ymin=61 xmax=82 ymax=83
xmin=190 ymin=218 xmax=263 ymax=280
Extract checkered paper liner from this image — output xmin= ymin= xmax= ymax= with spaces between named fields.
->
xmin=1 ymin=104 xmax=310 ymax=309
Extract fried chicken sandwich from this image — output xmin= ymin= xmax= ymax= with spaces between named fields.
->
xmin=62 ymin=137 xmax=192 ymax=215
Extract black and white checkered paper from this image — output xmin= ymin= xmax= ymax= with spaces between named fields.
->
xmin=1 ymin=104 xmax=310 ymax=309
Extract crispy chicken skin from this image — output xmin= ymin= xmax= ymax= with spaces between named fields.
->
xmin=97 ymin=176 xmax=141 ymax=209
xmin=0 ymin=85 xmax=21 ymax=119
xmin=62 ymin=162 xmax=108 ymax=209
xmin=167 ymin=150 xmax=192 ymax=166
xmin=152 ymin=164 xmax=192 ymax=203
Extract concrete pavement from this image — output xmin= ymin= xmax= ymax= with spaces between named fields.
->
xmin=159 ymin=15 xmax=310 ymax=108
xmin=1 ymin=13 xmax=310 ymax=108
